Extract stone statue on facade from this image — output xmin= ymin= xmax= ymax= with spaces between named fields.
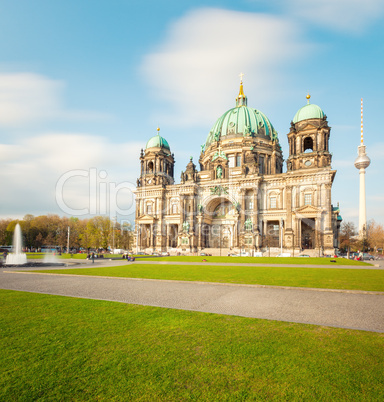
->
xmin=217 ymin=165 xmax=223 ymax=179
xmin=182 ymin=221 xmax=190 ymax=232
xmin=245 ymin=218 xmax=253 ymax=231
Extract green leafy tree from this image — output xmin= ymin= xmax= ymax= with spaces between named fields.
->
xmin=0 ymin=219 xmax=12 ymax=245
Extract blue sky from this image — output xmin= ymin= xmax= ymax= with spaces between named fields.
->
xmin=0 ymin=0 xmax=383 ymax=227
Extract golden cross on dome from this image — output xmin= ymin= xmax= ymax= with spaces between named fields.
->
xmin=239 ymin=72 xmax=244 ymax=82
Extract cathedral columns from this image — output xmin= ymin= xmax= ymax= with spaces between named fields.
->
xmin=325 ymin=183 xmax=332 ymax=232
xmin=179 ymin=196 xmax=185 ymax=229
xmin=285 ymin=186 xmax=292 ymax=230
xmin=137 ymin=224 xmax=141 ymax=251
xmin=165 ymin=223 xmax=170 ymax=248
xmin=323 ymin=183 xmax=334 ymax=250
xmin=252 ymin=189 xmax=261 ymax=249
xmin=189 ymin=196 xmax=195 ymax=233
xmin=197 ymin=215 xmax=203 ymax=249
xmin=234 ymin=212 xmax=239 ymax=247
xmin=240 ymin=188 xmax=246 ymax=230
xmin=252 ymin=189 xmax=258 ymax=229
xmin=263 ymin=220 xmax=267 ymax=242
xmin=284 ymin=186 xmax=294 ymax=249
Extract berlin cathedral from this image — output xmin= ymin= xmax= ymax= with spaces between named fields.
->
xmin=134 ymin=79 xmax=341 ymax=256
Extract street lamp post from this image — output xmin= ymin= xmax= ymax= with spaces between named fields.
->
xmin=136 ymin=226 xmax=140 ymax=254
xmin=292 ymin=230 xmax=295 ymax=257
xmin=112 ymin=217 xmax=116 ymax=253
xmin=219 ymin=224 xmax=222 ymax=257
xmin=67 ymin=226 xmax=70 ymax=254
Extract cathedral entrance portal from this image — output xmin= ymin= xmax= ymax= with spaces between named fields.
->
xmin=266 ymin=221 xmax=280 ymax=247
xmin=301 ymin=219 xmax=315 ymax=249
xmin=203 ymin=197 xmax=237 ymax=251
xmin=208 ymin=224 xmax=232 ymax=249
xmin=167 ymin=224 xmax=178 ymax=248
xmin=138 ymin=224 xmax=152 ymax=249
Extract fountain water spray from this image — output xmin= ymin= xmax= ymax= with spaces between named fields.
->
xmin=5 ymin=223 xmax=27 ymax=265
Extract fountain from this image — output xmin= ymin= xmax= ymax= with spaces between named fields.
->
xmin=43 ymin=253 xmax=59 ymax=264
xmin=5 ymin=223 xmax=27 ymax=265
xmin=2 ymin=223 xmax=65 ymax=267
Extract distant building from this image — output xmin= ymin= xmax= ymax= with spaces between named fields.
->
xmin=134 ymin=80 xmax=341 ymax=255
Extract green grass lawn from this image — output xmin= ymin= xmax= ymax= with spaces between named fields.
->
xmin=34 ymin=264 xmax=384 ymax=292
xmin=26 ymin=253 xmax=118 ymax=260
xmin=26 ymin=253 xmax=89 ymax=259
xmin=24 ymin=254 xmax=370 ymax=265
xmin=1 ymin=289 xmax=383 ymax=401
xmin=142 ymin=255 xmax=369 ymax=265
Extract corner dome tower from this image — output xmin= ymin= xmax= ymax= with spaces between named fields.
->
xmin=205 ymin=80 xmax=279 ymax=148
xmin=293 ymin=94 xmax=324 ymax=124
xmin=138 ymin=127 xmax=175 ymax=187
xmin=287 ymin=94 xmax=331 ymax=172
xmin=145 ymin=127 xmax=171 ymax=154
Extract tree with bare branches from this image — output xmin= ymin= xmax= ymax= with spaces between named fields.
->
xmin=367 ymin=220 xmax=384 ymax=256
xmin=339 ymin=221 xmax=357 ymax=258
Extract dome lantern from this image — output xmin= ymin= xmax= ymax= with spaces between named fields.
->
xmin=145 ymin=126 xmax=171 ymax=154
xmin=236 ymin=73 xmax=248 ymax=107
xmin=293 ymin=95 xmax=325 ymax=124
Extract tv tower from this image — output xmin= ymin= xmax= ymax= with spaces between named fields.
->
xmin=354 ymin=98 xmax=371 ymax=238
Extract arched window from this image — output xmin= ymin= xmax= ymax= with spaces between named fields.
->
xmin=270 ymin=197 xmax=277 ymax=209
xmin=148 ymin=161 xmax=154 ymax=173
xmin=303 ymin=137 xmax=313 ymax=153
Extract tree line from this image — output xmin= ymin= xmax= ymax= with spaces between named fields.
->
xmin=0 ymin=214 xmax=134 ymax=251
xmin=339 ymin=219 xmax=384 ymax=255
xmin=1 ymin=214 xmax=383 ymax=255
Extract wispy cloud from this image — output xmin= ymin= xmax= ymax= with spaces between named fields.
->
xmin=0 ymin=73 xmax=111 ymax=129
xmin=0 ymin=73 xmax=63 ymax=127
xmin=141 ymin=8 xmax=311 ymax=127
xmin=0 ymin=134 xmax=141 ymax=218
xmin=289 ymin=0 xmax=384 ymax=33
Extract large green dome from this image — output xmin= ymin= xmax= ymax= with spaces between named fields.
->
xmin=293 ymin=97 xmax=324 ymax=124
xmin=206 ymin=106 xmax=278 ymax=147
xmin=205 ymin=81 xmax=278 ymax=147
xmin=145 ymin=129 xmax=170 ymax=152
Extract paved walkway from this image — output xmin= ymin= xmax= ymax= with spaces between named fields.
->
xmin=1 ymin=260 xmax=383 ymax=333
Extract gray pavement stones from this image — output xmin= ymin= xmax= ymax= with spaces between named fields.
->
xmin=1 ymin=261 xmax=383 ymax=333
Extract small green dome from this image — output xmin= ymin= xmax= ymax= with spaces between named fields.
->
xmin=145 ymin=129 xmax=170 ymax=152
xmin=206 ymin=106 xmax=278 ymax=147
xmin=293 ymin=101 xmax=324 ymax=124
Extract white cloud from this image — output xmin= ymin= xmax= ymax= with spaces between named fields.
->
xmin=288 ymin=0 xmax=384 ymax=33
xmin=141 ymin=8 xmax=310 ymax=127
xmin=0 ymin=73 xmax=63 ymax=127
xmin=0 ymin=73 xmax=110 ymax=128
xmin=0 ymin=134 xmax=141 ymax=219
xmin=0 ymin=72 xmax=137 ymax=219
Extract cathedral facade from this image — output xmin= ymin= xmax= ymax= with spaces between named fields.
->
xmin=134 ymin=81 xmax=341 ymax=256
